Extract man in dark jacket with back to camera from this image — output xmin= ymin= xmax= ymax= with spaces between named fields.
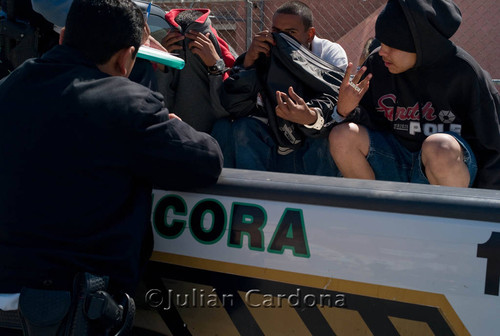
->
xmin=0 ymin=0 xmax=222 ymax=334
xmin=329 ymin=0 xmax=500 ymax=190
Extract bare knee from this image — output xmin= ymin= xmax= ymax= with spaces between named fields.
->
xmin=421 ymin=133 xmax=470 ymax=187
xmin=329 ymin=123 xmax=369 ymax=156
xmin=421 ymin=134 xmax=463 ymax=169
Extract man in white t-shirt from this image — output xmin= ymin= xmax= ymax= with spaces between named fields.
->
xmin=240 ymin=2 xmax=347 ymax=71
xmin=212 ymin=0 xmax=347 ymax=176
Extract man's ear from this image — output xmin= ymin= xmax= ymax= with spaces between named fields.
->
xmin=115 ymin=46 xmax=136 ymax=77
xmin=307 ymin=27 xmax=316 ymax=45
xmin=59 ymin=27 xmax=65 ymax=45
xmin=98 ymin=46 xmax=136 ymax=77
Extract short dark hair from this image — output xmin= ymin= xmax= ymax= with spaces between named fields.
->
xmin=63 ymin=0 xmax=145 ymax=64
xmin=276 ymin=1 xmax=313 ymax=30
xmin=175 ymin=10 xmax=204 ymax=32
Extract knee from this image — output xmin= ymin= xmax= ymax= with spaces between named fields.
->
xmin=421 ymin=134 xmax=463 ymax=168
xmin=328 ymin=123 xmax=365 ymax=152
xmin=329 ymin=123 xmax=352 ymax=143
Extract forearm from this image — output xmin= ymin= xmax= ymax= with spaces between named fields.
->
xmin=299 ymin=95 xmax=337 ymax=138
xmin=132 ymin=118 xmax=223 ymax=190
xmin=209 ymin=74 xmax=230 ymax=119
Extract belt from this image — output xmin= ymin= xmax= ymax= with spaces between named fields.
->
xmin=0 ymin=309 xmax=22 ymax=330
xmin=0 ymin=273 xmax=135 ymax=336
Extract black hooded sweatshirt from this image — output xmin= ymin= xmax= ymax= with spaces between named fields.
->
xmin=351 ymin=0 xmax=500 ymax=190
xmin=157 ymin=9 xmax=235 ymax=133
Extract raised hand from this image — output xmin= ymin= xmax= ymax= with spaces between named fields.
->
xmin=161 ymin=29 xmax=184 ymax=53
xmin=184 ymin=30 xmax=220 ymax=67
xmin=243 ymin=30 xmax=276 ymax=68
xmin=337 ymin=62 xmax=372 ymax=117
xmin=275 ymin=86 xmax=317 ymax=125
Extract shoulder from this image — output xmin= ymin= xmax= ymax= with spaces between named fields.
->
xmin=312 ymin=36 xmax=341 ymax=49
xmin=82 ymin=76 xmax=162 ymax=107
xmin=67 ymin=76 xmax=168 ymax=129
xmin=311 ymin=36 xmax=348 ymax=70
xmin=454 ymin=48 xmax=491 ymax=79
xmin=442 ymin=48 xmax=497 ymax=94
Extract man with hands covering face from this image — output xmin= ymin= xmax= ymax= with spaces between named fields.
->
xmin=156 ymin=9 xmax=235 ymax=133
xmin=213 ymin=1 xmax=347 ymax=175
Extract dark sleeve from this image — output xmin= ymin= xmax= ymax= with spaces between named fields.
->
xmin=465 ymin=75 xmax=500 ymax=190
xmin=220 ymin=67 xmax=262 ymax=119
xmin=208 ymin=74 xmax=230 ymax=119
xmin=129 ymin=93 xmax=223 ymax=190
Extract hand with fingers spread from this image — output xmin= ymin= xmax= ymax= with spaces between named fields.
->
xmin=337 ymin=62 xmax=372 ymax=117
xmin=243 ymin=30 xmax=276 ymax=68
xmin=275 ymin=86 xmax=318 ymax=125
xmin=185 ymin=30 xmax=220 ymax=67
xmin=161 ymin=29 xmax=185 ymax=53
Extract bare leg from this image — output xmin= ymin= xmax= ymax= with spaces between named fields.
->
xmin=328 ymin=123 xmax=374 ymax=179
xmin=421 ymin=134 xmax=470 ymax=187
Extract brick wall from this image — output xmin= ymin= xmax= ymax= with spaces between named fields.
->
xmin=156 ymin=0 xmax=499 ymax=81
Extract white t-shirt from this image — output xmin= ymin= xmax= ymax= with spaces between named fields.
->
xmin=310 ymin=36 xmax=348 ymax=71
xmin=0 ymin=293 xmax=20 ymax=311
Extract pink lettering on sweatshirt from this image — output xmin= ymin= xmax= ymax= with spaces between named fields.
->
xmin=376 ymin=94 xmax=437 ymax=122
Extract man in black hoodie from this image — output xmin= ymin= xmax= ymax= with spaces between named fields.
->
xmin=328 ymin=0 xmax=500 ymax=190
xmin=156 ymin=8 xmax=235 ymax=133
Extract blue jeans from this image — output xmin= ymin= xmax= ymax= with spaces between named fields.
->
xmin=366 ymin=129 xmax=478 ymax=186
xmin=223 ymin=117 xmax=339 ymax=176
xmin=211 ymin=118 xmax=236 ymax=168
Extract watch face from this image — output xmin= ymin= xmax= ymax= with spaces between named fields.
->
xmin=214 ymin=59 xmax=225 ymax=71
xmin=209 ymin=59 xmax=225 ymax=74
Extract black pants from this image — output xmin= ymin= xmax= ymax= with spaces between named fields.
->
xmin=0 ymin=327 xmax=23 ymax=335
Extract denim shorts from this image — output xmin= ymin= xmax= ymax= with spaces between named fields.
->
xmin=365 ymin=129 xmax=478 ymax=186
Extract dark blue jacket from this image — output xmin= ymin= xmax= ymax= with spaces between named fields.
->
xmin=0 ymin=45 xmax=223 ymax=294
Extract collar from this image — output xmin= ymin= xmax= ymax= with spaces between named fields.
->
xmin=41 ymin=45 xmax=99 ymax=70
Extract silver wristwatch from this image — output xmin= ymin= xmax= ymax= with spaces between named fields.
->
xmin=208 ymin=59 xmax=225 ymax=75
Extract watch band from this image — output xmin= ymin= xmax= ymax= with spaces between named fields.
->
xmin=208 ymin=59 xmax=225 ymax=74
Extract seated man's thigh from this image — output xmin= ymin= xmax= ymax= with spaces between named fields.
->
xmin=292 ymin=137 xmax=340 ymax=177
xmin=233 ymin=117 xmax=277 ymax=171
xmin=211 ymin=118 xmax=235 ymax=168
xmin=366 ymin=129 xmax=415 ymax=182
